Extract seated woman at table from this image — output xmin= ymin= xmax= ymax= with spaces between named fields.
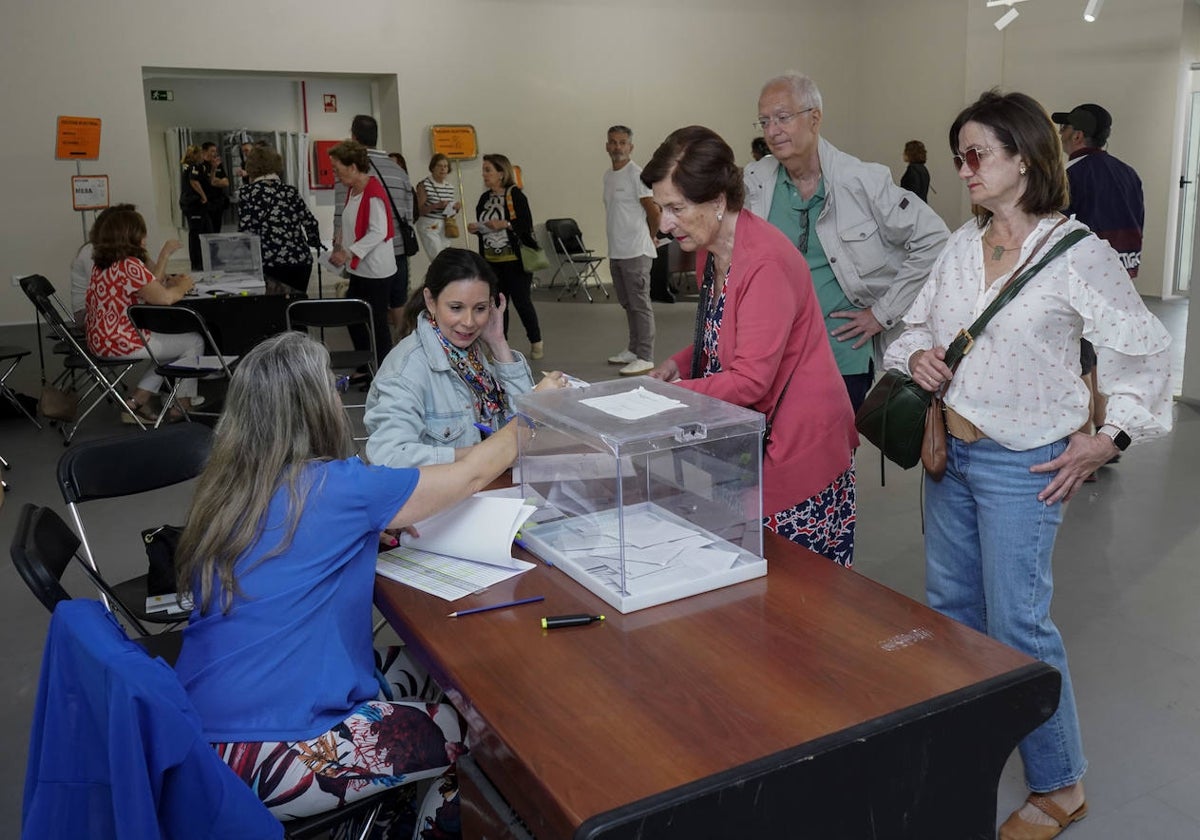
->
xmin=365 ymin=247 xmax=564 ymax=468
xmin=643 ymin=126 xmax=859 ymax=566
xmin=85 ymin=205 xmax=201 ymax=423
xmin=237 ymin=146 xmax=320 ymax=295
xmin=173 ymin=330 xmax=542 ymax=823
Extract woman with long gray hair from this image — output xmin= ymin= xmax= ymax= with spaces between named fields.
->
xmin=172 ymin=330 xmax=533 ymax=824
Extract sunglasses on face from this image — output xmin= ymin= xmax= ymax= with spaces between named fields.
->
xmin=952 ymin=145 xmax=1010 ymax=171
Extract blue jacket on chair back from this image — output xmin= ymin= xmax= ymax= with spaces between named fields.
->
xmin=22 ymin=600 xmax=281 ymax=840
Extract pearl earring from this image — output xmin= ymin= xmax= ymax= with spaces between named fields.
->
xmin=716 ymin=210 xmax=724 ymax=222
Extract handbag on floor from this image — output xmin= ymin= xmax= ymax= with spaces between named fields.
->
xmin=39 ymin=386 xmax=78 ymax=422
xmin=856 ymin=223 xmax=1088 ymax=476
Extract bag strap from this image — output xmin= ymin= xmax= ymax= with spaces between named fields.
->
xmin=942 ymin=223 xmax=1088 ymax=370
xmin=366 ymin=158 xmax=411 ymax=231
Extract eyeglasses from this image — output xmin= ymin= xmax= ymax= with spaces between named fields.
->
xmin=952 ymin=145 xmax=1009 ymax=171
xmin=753 ymin=107 xmax=816 ymax=132
xmin=798 ymin=206 xmax=812 ymax=254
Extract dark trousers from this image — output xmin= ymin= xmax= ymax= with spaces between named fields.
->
xmin=207 ymin=205 xmax=224 ymax=234
xmin=493 ymin=260 xmax=541 ymax=344
xmin=264 ymin=263 xmax=312 ymax=295
xmin=347 ymin=271 xmax=395 ymax=369
xmin=186 ymin=213 xmax=212 ymax=270
xmin=843 ymin=360 xmax=876 ymax=415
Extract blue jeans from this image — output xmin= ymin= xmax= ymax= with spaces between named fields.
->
xmin=924 ymin=436 xmax=1087 ymax=792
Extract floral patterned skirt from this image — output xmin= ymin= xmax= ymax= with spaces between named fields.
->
xmin=764 ymin=463 xmax=857 ymax=567
xmin=213 ymin=646 xmax=465 ymax=827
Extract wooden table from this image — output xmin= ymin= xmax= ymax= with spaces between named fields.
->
xmin=374 ymin=531 xmax=1058 ymax=840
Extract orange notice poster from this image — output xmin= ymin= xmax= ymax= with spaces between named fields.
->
xmin=56 ymin=116 xmax=102 ymax=160
xmin=430 ymin=125 xmax=478 ymax=161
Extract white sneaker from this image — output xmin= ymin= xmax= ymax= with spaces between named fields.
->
xmin=619 ymin=358 xmax=655 ymax=376
xmin=607 ymin=349 xmax=637 ymax=365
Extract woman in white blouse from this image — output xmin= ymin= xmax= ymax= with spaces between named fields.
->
xmin=328 ymin=140 xmax=398 ymax=371
xmin=415 ymin=153 xmax=461 ymax=258
xmin=884 ymin=90 xmax=1171 ymax=840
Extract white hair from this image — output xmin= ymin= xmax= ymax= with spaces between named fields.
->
xmin=761 ymin=71 xmax=823 ymax=112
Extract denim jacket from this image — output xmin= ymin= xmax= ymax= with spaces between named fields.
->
xmin=364 ymin=314 xmax=534 ymax=467
xmin=744 ymin=137 xmax=948 ymax=347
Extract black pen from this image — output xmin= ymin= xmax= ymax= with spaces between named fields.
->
xmin=540 ymin=614 xmax=605 ymax=629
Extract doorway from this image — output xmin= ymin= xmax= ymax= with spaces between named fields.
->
xmin=1173 ymin=87 xmax=1200 ymax=297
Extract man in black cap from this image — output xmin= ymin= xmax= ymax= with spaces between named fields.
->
xmin=1052 ymin=103 xmax=1144 ymax=464
xmin=1052 ymin=103 xmax=1143 ymax=276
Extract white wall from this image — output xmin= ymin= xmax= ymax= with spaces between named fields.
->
xmin=0 ymin=0 xmax=1193 ymax=324
xmin=961 ymin=0 xmax=1189 ymax=298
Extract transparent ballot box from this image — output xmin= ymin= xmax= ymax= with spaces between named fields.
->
xmin=515 ymin=377 xmax=766 ymax=613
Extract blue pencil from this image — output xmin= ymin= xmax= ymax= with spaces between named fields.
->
xmin=447 ymin=595 xmax=545 ymax=618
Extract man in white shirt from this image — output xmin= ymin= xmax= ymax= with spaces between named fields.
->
xmin=603 ymin=125 xmax=661 ymax=376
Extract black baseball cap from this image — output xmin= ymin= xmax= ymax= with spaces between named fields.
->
xmin=1051 ymin=104 xmax=1112 ymax=143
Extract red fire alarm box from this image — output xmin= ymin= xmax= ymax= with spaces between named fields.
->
xmin=312 ymin=140 xmax=339 ymax=189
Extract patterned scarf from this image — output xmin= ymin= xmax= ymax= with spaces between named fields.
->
xmin=428 ymin=315 xmax=507 ymax=423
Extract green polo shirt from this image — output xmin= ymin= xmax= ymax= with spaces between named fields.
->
xmin=767 ymin=168 xmax=872 ymax=376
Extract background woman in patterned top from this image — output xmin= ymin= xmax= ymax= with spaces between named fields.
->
xmin=416 ymin=153 xmax=461 ymax=259
xmin=468 ymin=153 xmax=545 ymax=360
xmin=237 ymin=147 xmax=320 ymax=295
xmin=85 ymin=205 xmax=202 ymax=422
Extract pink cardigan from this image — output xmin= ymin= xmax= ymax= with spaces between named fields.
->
xmin=669 ymin=210 xmax=857 ymax=516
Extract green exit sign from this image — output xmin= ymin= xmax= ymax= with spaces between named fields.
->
xmin=150 ymin=90 xmax=174 ymax=102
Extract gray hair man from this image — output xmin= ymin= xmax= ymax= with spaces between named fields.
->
xmin=744 ymin=72 xmax=949 ymax=411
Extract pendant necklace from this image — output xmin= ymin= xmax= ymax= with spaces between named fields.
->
xmin=983 ymin=232 xmax=1021 ymax=262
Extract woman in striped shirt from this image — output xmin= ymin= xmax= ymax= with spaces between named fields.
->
xmin=415 ymin=153 xmax=461 ymax=258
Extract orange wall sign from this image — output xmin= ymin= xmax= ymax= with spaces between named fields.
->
xmin=430 ymin=125 xmax=478 ymax=161
xmin=56 ymin=116 xmax=102 ymax=160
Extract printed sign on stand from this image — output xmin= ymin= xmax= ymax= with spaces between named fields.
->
xmin=56 ymin=116 xmax=102 ymax=160
xmin=431 ymin=125 xmax=479 ymax=161
xmin=71 ymin=175 xmax=109 ymax=211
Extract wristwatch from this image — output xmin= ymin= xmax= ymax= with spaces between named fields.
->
xmin=1097 ymin=424 xmax=1131 ymax=452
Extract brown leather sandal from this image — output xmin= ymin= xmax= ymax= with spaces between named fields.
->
xmin=999 ymin=793 xmax=1088 ymax=840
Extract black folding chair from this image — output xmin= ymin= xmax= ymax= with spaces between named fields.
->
xmin=545 ymin=217 xmax=609 ymax=302
xmin=15 ymin=273 xmax=83 ymax=385
xmin=127 ymin=304 xmax=237 ymax=425
xmin=19 ymin=274 xmax=145 ymax=442
xmin=286 ymin=299 xmax=376 ymax=438
xmin=57 ymin=424 xmax=213 ymax=628
xmin=10 ymin=503 xmax=184 ymax=664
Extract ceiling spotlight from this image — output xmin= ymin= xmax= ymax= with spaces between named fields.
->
xmin=995 ymin=7 xmax=1020 ymax=29
xmin=986 ymin=0 xmax=1031 ymax=6
xmin=1083 ymin=0 xmax=1104 ymax=22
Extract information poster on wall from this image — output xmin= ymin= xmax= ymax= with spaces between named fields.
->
xmin=71 ymin=175 xmax=109 ymax=210
xmin=56 ymin=116 xmax=102 ymax=160
xmin=431 ymin=125 xmax=478 ymax=161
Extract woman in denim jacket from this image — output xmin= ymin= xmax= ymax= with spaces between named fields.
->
xmin=365 ymin=248 xmax=563 ymax=468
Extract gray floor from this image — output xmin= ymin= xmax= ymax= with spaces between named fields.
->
xmin=0 ymin=285 xmax=1194 ymax=838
